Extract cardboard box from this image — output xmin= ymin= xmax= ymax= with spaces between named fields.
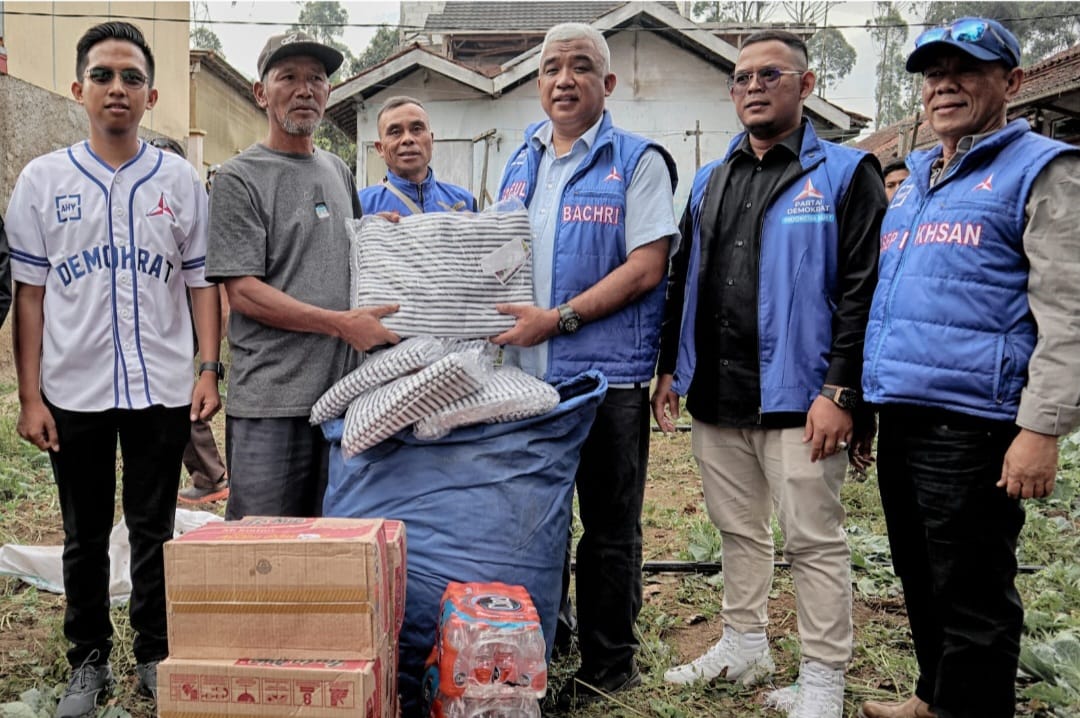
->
xmin=382 ymin=520 xmax=406 ymax=635
xmin=157 ymin=641 xmax=394 ymax=717
xmin=166 ymin=517 xmax=391 ymax=660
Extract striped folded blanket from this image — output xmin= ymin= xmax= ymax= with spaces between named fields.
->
xmin=309 ymin=336 xmax=448 ymax=425
xmin=413 ymin=365 xmax=561 ymax=440
xmin=348 ymin=209 xmax=533 ymax=338
xmin=340 ymin=349 xmax=494 ymax=458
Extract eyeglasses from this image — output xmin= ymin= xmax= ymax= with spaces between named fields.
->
xmin=914 ymin=19 xmax=1019 ymax=65
xmin=728 ymin=67 xmax=804 ymax=95
xmin=85 ymin=66 xmax=148 ymax=89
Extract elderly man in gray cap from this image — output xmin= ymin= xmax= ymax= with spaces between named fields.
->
xmin=860 ymin=17 xmax=1080 ymax=718
xmin=206 ymin=31 xmax=399 ymax=520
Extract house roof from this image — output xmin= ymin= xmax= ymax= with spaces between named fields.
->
xmin=421 ymin=1 xmax=680 ymax=31
xmin=1012 ymin=42 xmax=1080 ymax=108
xmin=190 ymin=49 xmax=260 ymax=112
xmin=855 ymin=42 xmax=1080 ymax=161
xmin=328 ymin=1 xmax=868 ymax=141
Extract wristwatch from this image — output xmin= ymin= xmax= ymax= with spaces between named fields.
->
xmin=820 ymin=385 xmax=859 ymax=410
xmin=198 ymin=361 xmax=225 ymax=381
xmin=557 ymin=303 xmax=582 ymax=334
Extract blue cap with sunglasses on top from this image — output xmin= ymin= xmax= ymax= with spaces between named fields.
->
xmin=906 ymin=17 xmax=1021 ymax=72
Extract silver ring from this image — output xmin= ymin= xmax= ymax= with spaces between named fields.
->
xmin=837 ymin=441 xmax=849 ymax=450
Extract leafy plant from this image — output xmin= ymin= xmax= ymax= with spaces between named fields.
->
xmin=1020 ymin=631 xmax=1080 ymax=713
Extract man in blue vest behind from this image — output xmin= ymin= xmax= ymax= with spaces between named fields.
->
xmin=652 ymin=29 xmax=885 ymax=718
xmin=493 ymin=22 xmax=679 ymax=711
xmin=860 ymin=18 xmax=1080 ymax=718
xmin=359 ymin=96 xmax=476 ymax=215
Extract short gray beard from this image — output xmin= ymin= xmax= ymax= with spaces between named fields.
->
xmin=280 ymin=114 xmax=321 ymax=136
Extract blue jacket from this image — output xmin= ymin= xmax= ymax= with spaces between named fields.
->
xmin=498 ymin=112 xmax=677 ymax=384
xmin=359 ymin=168 xmax=476 ymax=215
xmin=863 ymin=119 xmax=1074 ymax=421
xmin=672 ymin=122 xmax=866 ymax=412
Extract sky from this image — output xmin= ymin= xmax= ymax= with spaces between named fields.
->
xmin=202 ymin=1 xmax=906 ymax=122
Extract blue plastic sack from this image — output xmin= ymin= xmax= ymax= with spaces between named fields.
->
xmin=322 ymin=371 xmax=606 ymax=717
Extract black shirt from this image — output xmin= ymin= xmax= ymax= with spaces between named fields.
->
xmin=659 ymin=122 xmax=885 ymax=428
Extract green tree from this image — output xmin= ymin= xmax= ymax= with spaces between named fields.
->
xmin=921 ymin=2 xmax=1080 ymax=63
xmin=809 ymin=26 xmax=856 ymax=97
xmin=349 ymin=24 xmax=400 ymax=75
xmin=691 ymin=1 xmax=775 ymax=23
xmin=291 ymin=1 xmax=359 ymax=166
xmin=869 ymin=2 xmax=920 ymax=126
xmin=290 ymin=1 xmax=357 ymax=83
xmin=190 ymin=25 xmax=224 ymax=55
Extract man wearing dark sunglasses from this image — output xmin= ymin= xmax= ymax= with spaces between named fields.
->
xmin=5 ymin=21 xmax=221 ymax=716
xmin=860 ymin=16 xmax=1080 ymax=718
xmin=653 ymin=29 xmax=885 ymax=718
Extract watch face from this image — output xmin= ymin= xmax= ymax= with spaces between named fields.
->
xmin=559 ymin=315 xmax=580 ymax=334
xmin=836 ymin=389 xmax=859 ymax=409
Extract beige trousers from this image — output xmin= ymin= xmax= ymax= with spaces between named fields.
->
xmin=691 ymin=420 xmax=853 ymax=667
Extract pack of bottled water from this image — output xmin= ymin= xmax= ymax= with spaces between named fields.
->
xmin=424 ymin=582 xmax=546 ymax=717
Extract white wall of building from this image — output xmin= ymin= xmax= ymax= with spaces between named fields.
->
xmin=353 ymin=30 xmax=743 ymax=211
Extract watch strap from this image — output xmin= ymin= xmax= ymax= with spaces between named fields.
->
xmin=198 ymin=361 xmax=225 ymax=380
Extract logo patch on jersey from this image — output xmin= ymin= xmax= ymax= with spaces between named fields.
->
xmin=973 ymin=174 xmax=994 ymax=192
xmin=783 ymin=177 xmax=834 ymax=225
xmin=314 ymin=202 xmax=330 ymax=219
xmin=146 ymin=193 xmax=175 ymax=219
xmin=55 ymin=194 xmax=82 ymax=223
xmin=604 ymin=166 xmax=623 ymax=183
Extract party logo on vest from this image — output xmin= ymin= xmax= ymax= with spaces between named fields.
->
xmin=604 ymin=166 xmax=623 ymax=183
xmin=783 ymin=177 xmax=834 ymax=225
xmin=973 ymin=174 xmax=994 ymax=192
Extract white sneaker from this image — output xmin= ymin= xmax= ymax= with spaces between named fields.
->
xmin=774 ymin=660 xmax=845 ymax=718
xmin=664 ymin=627 xmax=774 ymax=685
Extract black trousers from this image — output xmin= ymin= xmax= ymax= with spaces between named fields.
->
xmin=569 ymin=386 xmax=650 ymax=682
xmin=877 ymin=406 xmax=1025 ymax=718
xmin=224 ymin=416 xmax=329 ymax=520
xmin=47 ymin=400 xmax=190 ymax=668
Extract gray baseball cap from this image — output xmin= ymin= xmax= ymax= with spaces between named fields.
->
xmin=257 ymin=30 xmax=344 ymax=78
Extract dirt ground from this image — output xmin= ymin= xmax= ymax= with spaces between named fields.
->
xmin=0 ymin=320 xmax=913 ymax=714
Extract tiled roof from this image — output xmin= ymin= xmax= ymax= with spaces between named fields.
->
xmin=1013 ymin=43 xmax=1080 ymax=106
xmin=423 ymin=2 xmax=679 ymax=31
xmin=856 ymin=42 xmax=1080 ymax=161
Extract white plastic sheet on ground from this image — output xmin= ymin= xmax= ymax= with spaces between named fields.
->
xmin=0 ymin=509 xmax=223 ymax=605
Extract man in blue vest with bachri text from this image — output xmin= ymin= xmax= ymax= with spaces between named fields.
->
xmin=494 ymin=22 xmax=679 ymax=712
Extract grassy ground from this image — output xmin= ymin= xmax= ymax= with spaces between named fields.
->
xmin=0 ymin=315 xmax=1078 ymax=716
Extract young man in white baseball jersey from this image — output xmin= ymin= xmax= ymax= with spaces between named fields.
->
xmin=7 ymin=22 xmax=220 ymax=716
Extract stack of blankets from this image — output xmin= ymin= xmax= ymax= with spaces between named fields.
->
xmin=310 ymin=337 xmax=560 ymax=457
xmin=311 ymin=206 xmax=558 ymax=457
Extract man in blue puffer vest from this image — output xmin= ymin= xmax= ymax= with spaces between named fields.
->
xmin=493 ymin=22 xmax=679 ymax=712
xmin=859 ymin=18 xmax=1080 ymax=718
xmin=651 ymin=30 xmax=886 ymax=718
xmin=359 ymin=96 xmax=477 ymax=216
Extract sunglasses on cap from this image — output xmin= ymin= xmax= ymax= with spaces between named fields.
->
xmin=913 ymin=19 xmax=1020 ymax=66
xmin=85 ymin=66 xmax=149 ymax=89
xmin=728 ymin=67 xmax=804 ymax=95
